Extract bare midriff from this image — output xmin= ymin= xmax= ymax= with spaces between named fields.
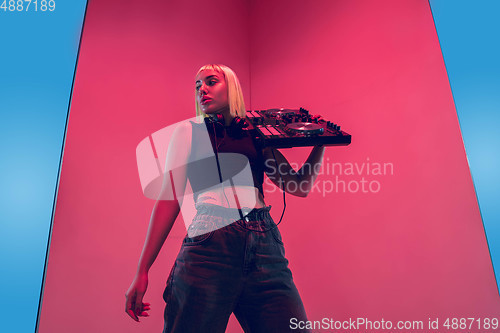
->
xmin=195 ymin=186 xmax=266 ymax=209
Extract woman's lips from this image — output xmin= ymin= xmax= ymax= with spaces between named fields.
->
xmin=201 ymin=98 xmax=212 ymax=105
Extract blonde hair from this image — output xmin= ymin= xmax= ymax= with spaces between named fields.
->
xmin=195 ymin=64 xmax=246 ymax=119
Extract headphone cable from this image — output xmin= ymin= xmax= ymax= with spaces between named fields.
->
xmin=212 ymin=122 xmax=231 ymax=209
xmin=271 ymin=148 xmax=286 ymax=227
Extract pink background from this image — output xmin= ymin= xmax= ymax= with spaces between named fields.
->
xmin=39 ymin=0 xmax=500 ymax=332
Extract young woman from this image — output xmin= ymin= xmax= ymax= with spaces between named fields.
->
xmin=125 ymin=64 xmax=325 ymax=332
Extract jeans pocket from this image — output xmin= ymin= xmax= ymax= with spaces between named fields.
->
xmin=270 ymin=226 xmax=284 ymax=245
xmin=182 ymin=230 xmax=215 ymax=246
xmin=163 ymin=261 xmax=177 ymax=303
xmin=182 ymin=221 xmax=216 ymax=246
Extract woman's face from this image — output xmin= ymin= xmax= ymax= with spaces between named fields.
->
xmin=195 ymin=69 xmax=229 ymax=115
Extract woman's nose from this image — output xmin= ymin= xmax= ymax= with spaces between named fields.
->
xmin=199 ymin=83 xmax=207 ymax=95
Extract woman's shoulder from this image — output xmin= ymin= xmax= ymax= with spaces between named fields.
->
xmin=171 ymin=120 xmax=193 ymax=140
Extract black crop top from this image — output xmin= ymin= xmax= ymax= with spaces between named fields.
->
xmin=186 ymin=121 xmax=265 ymax=203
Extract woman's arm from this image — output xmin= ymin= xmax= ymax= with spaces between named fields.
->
xmin=125 ymin=121 xmax=191 ymax=322
xmin=263 ymin=145 xmax=325 ymax=197
xmin=135 ymin=200 xmax=180 ymax=272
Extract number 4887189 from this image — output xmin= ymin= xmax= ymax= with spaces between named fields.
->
xmin=0 ymin=0 xmax=56 ymax=12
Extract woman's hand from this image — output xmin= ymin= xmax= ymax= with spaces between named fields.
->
xmin=125 ymin=272 xmax=151 ymax=322
xmin=263 ymin=145 xmax=325 ymax=197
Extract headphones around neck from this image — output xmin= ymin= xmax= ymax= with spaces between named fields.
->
xmin=204 ymin=113 xmax=248 ymax=137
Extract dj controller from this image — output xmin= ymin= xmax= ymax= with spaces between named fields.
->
xmin=245 ymin=108 xmax=351 ymax=149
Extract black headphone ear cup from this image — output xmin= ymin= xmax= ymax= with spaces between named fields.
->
xmin=204 ymin=115 xmax=225 ymax=137
xmin=216 ymin=113 xmax=225 ymax=125
xmin=225 ymin=116 xmax=247 ymax=137
xmin=232 ymin=116 xmax=248 ymax=131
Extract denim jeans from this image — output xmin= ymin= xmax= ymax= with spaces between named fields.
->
xmin=162 ymin=204 xmax=310 ymax=333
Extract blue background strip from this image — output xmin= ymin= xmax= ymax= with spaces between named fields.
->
xmin=0 ymin=2 xmax=87 ymax=332
xmin=429 ymin=0 xmax=500 ymax=292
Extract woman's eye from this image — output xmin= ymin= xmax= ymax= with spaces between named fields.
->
xmin=208 ymin=80 xmax=217 ymax=85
